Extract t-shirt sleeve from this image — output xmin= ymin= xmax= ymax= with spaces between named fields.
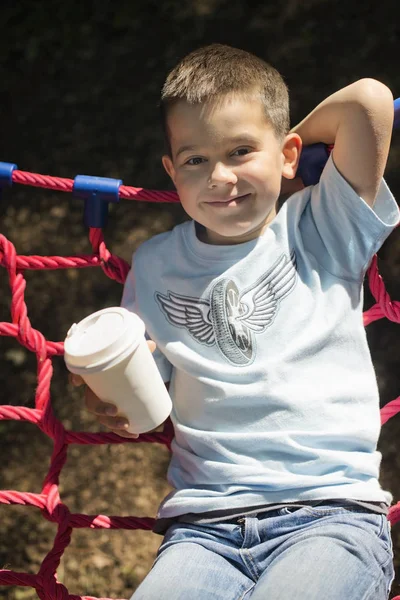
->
xmin=120 ymin=256 xmax=173 ymax=383
xmin=300 ymin=154 xmax=400 ymax=280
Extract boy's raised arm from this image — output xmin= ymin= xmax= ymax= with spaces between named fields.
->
xmin=292 ymin=79 xmax=394 ymax=207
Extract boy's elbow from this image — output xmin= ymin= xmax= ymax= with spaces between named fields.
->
xmin=354 ymin=79 xmax=393 ymax=112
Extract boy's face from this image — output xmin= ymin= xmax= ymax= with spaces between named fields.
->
xmin=162 ymin=94 xmax=301 ymax=245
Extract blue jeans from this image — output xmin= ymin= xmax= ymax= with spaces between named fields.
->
xmin=131 ymin=503 xmax=395 ymax=600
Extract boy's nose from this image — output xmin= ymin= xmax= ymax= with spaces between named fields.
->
xmin=208 ymin=162 xmax=238 ymax=187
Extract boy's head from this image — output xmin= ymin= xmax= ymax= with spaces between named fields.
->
xmin=160 ymin=44 xmax=301 ymax=245
xmin=161 ymin=44 xmax=290 ymax=150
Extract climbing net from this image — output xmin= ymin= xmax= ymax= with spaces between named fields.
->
xmin=0 ymin=158 xmax=399 ymax=600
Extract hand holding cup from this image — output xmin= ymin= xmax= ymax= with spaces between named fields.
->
xmin=65 ymin=308 xmax=172 ymax=436
xmin=69 ymin=338 xmax=156 ymax=438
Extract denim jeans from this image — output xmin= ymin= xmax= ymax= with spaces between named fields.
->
xmin=131 ymin=503 xmax=395 ymax=600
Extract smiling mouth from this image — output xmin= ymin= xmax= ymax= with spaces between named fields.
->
xmin=207 ymin=193 xmax=251 ymax=208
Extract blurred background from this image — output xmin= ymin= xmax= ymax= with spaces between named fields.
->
xmin=0 ymin=1 xmax=399 ymax=598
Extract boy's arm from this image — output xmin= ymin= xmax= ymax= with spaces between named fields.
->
xmin=291 ymin=79 xmax=394 ymax=207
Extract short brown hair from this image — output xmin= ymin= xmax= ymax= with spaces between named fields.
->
xmin=160 ymin=44 xmax=290 ymax=153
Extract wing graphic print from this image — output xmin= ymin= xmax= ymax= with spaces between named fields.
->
xmin=238 ymin=251 xmax=297 ymax=333
xmin=155 ymin=291 xmax=215 ymax=345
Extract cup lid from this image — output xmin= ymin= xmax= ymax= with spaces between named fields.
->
xmin=64 ymin=307 xmax=144 ymax=370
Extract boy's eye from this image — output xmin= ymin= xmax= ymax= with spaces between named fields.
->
xmin=232 ymin=147 xmax=251 ymax=156
xmin=185 ymin=157 xmax=205 ymax=166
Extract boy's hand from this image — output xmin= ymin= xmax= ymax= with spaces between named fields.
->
xmin=70 ymin=376 xmax=139 ymax=438
xmin=69 ymin=339 xmax=157 ymax=439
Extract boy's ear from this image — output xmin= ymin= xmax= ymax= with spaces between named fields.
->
xmin=162 ymin=154 xmax=177 ymax=185
xmin=281 ymin=133 xmax=302 ymax=180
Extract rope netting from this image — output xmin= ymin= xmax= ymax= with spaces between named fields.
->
xmin=0 ymin=166 xmax=399 ymax=600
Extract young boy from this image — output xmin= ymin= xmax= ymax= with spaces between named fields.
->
xmin=74 ymin=44 xmax=399 ymax=599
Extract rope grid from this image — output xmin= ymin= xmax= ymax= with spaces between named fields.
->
xmin=0 ymin=168 xmax=399 ymax=600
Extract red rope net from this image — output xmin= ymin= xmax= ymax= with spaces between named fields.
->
xmin=0 ymin=169 xmax=399 ymax=599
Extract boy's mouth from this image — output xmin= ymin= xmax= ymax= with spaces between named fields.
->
xmin=206 ymin=193 xmax=251 ymax=208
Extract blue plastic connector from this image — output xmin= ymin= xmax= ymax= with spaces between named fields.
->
xmin=0 ymin=162 xmax=18 ymax=187
xmin=394 ymin=97 xmax=400 ymax=130
xmin=297 ymin=143 xmax=330 ymax=187
xmin=72 ymin=175 xmax=122 ymax=228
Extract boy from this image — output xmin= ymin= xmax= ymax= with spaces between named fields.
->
xmin=73 ymin=44 xmax=399 ymax=598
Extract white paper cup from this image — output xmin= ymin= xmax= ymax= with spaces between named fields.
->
xmin=64 ymin=307 xmax=172 ymax=434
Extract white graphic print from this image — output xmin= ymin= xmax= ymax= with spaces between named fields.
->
xmin=155 ymin=251 xmax=297 ymax=365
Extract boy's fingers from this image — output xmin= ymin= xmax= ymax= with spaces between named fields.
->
xmin=97 ymin=415 xmax=138 ymax=437
xmin=109 ymin=428 xmax=139 ymax=439
xmin=83 ymin=389 xmax=138 ymax=437
xmin=94 ymin=412 xmax=139 ymax=438
xmin=84 ymin=386 xmax=118 ymax=417
xmin=147 ymin=340 xmax=156 ymax=353
xmin=96 ymin=415 xmax=139 ymax=438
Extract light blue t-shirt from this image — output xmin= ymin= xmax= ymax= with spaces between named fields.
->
xmin=121 ymin=155 xmax=399 ymax=522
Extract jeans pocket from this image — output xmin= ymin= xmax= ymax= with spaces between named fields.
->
xmin=378 ymin=518 xmax=396 ymax=596
xmin=304 ymin=508 xmax=395 ymax=567
xmin=379 ymin=516 xmax=395 ymax=561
